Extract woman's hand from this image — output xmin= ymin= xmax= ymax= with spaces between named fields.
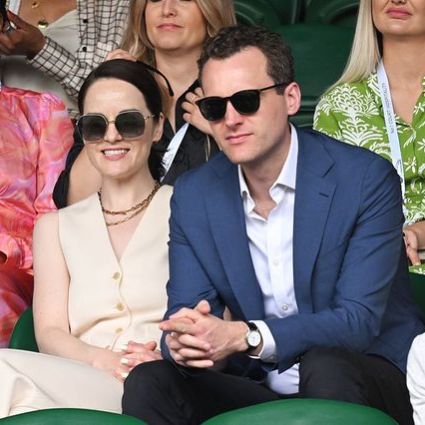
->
xmin=182 ymin=87 xmax=213 ymax=136
xmin=106 ymin=49 xmax=137 ymax=62
xmin=91 ymin=346 xmax=144 ymax=383
xmin=115 ymin=340 xmax=162 ymax=381
xmin=404 ymin=221 xmax=425 ymax=266
xmin=91 ymin=347 xmax=123 ymax=377
xmin=121 ymin=340 xmax=162 ymax=366
xmin=0 ymin=12 xmax=45 ymax=58
xmin=404 ymin=227 xmax=421 ymax=266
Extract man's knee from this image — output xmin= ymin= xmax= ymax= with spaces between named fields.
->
xmin=122 ymin=360 xmax=175 ymax=415
xmin=122 ymin=360 xmax=200 ymax=425
xmin=299 ymin=347 xmax=364 ymax=401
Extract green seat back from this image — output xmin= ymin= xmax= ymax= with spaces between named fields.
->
xmin=410 ymin=272 xmax=425 ymax=316
xmin=290 ymin=111 xmax=314 ymax=129
xmin=0 ymin=408 xmax=146 ymax=424
xmin=267 ymin=0 xmax=303 ymax=24
xmin=8 ymin=307 xmax=38 ymax=352
xmin=305 ymin=0 xmax=359 ymax=27
xmin=235 ymin=0 xmax=303 ymax=26
xmin=202 ymin=399 xmax=397 ymax=425
xmin=275 ymin=24 xmax=353 ymax=125
xmin=234 ymin=0 xmax=280 ymax=28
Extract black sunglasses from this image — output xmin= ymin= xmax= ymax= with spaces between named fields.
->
xmin=196 ymin=83 xmax=287 ymax=122
xmin=77 ymin=110 xmax=155 ymax=143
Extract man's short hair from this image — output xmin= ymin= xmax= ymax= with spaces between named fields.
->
xmin=198 ymin=25 xmax=295 ymax=92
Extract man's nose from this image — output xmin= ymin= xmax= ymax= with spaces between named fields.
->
xmin=223 ymin=101 xmax=244 ymax=127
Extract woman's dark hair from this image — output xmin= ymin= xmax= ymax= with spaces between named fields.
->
xmin=78 ymin=59 xmax=164 ymax=181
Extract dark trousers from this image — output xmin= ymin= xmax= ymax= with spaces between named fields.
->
xmin=122 ymin=347 xmax=413 ymax=425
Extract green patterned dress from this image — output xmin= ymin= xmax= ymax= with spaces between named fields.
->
xmin=314 ymin=73 xmax=425 ymax=273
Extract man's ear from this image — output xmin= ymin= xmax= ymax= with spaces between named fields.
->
xmin=284 ymin=82 xmax=301 ymax=117
xmin=152 ymin=112 xmax=165 ymax=144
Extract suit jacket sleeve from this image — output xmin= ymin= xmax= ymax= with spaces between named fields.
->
xmin=160 ymin=178 xmax=226 ymax=359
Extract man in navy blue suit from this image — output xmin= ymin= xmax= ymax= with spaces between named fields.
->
xmin=122 ymin=26 xmax=424 ymax=425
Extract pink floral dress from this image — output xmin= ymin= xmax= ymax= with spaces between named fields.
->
xmin=0 ymin=86 xmax=73 ymax=346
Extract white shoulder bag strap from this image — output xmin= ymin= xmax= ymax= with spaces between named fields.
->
xmin=8 ymin=0 xmax=20 ymax=14
xmin=160 ymin=122 xmax=190 ymax=182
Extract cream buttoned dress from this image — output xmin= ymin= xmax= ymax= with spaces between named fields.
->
xmin=0 ymin=186 xmax=171 ymax=417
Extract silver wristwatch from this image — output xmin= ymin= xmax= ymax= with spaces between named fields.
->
xmin=246 ymin=322 xmax=262 ymax=352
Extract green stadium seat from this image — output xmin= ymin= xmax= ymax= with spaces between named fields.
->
xmin=274 ymin=24 xmax=354 ymax=128
xmin=290 ymin=111 xmax=315 ymax=129
xmin=305 ymin=0 xmax=359 ymax=27
xmin=234 ymin=0 xmax=280 ymax=28
xmin=234 ymin=0 xmax=304 ymax=27
xmin=202 ymin=399 xmax=397 ymax=424
xmin=0 ymin=408 xmax=146 ymax=424
xmin=8 ymin=307 xmax=38 ymax=352
xmin=266 ymin=0 xmax=303 ymax=24
xmin=410 ymin=272 xmax=425 ymax=316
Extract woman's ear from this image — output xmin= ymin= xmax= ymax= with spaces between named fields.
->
xmin=152 ymin=112 xmax=165 ymax=144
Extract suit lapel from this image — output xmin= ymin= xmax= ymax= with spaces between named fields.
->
xmin=205 ymin=158 xmax=265 ymax=321
xmin=293 ymin=130 xmax=336 ymax=313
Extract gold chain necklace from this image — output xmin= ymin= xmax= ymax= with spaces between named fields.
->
xmin=98 ymin=182 xmax=160 ymax=227
xmin=31 ymin=1 xmax=49 ymax=29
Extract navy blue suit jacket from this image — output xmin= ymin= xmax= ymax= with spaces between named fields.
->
xmin=162 ymin=128 xmax=424 ymax=376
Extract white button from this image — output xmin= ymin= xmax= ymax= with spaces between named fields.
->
xmin=282 ymin=304 xmax=289 ymax=311
xmin=273 ymin=259 xmax=279 ymax=266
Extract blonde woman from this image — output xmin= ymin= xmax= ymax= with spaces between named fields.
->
xmin=54 ymin=0 xmax=236 ymax=207
xmin=314 ymin=0 xmax=425 ymax=270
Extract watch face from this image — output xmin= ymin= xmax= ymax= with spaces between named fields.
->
xmin=247 ymin=330 xmax=261 ymax=348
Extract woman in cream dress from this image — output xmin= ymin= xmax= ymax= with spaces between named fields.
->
xmin=0 ymin=59 xmax=171 ymax=417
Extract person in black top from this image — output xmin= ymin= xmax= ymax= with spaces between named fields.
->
xmin=53 ymin=0 xmax=236 ymax=208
